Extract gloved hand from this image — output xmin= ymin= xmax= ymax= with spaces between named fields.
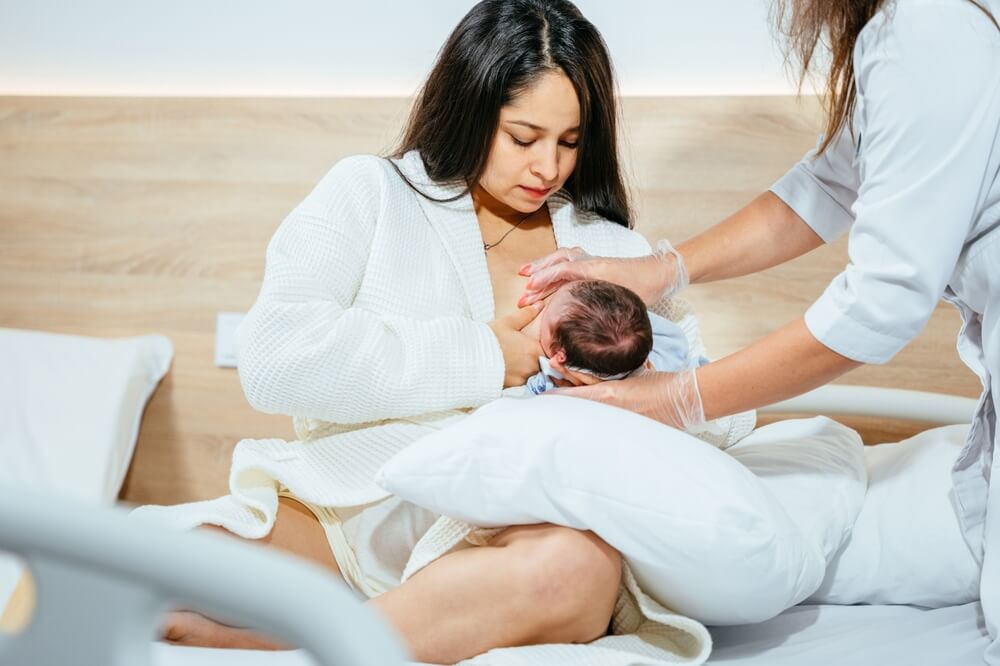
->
xmin=549 ymin=367 xmax=706 ymax=431
xmin=518 ymin=239 xmax=689 ymax=307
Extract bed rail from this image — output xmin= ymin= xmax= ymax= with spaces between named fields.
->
xmin=0 ymin=485 xmax=408 ymax=666
xmin=759 ymin=385 xmax=978 ymax=425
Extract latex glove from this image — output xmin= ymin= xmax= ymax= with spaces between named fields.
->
xmin=550 ymin=367 xmax=705 ymax=430
xmin=488 ymin=303 xmax=544 ymax=388
xmin=518 ymin=239 xmax=689 ymax=307
xmin=547 ymin=355 xmax=604 ymax=387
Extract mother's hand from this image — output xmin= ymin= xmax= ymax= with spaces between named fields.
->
xmin=488 ymin=304 xmax=544 ymax=389
xmin=549 ymin=368 xmax=705 ymax=430
xmin=517 ymin=239 xmax=689 ymax=307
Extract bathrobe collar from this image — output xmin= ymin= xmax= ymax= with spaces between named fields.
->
xmin=390 ymin=150 xmax=575 ymax=322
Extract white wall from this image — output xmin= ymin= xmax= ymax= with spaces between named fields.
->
xmin=0 ymin=1 xmax=799 ymax=96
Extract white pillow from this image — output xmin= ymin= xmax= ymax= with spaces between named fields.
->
xmin=0 ymin=327 xmax=173 ymax=618
xmin=807 ymin=424 xmax=981 ymax=606
xmin=726 ymin=418 xmax=868 ymax=565
xmin=0 ymin=328 xmax=173 ymax=503
xmin=376 ymin=396 xmax=865 ymax=625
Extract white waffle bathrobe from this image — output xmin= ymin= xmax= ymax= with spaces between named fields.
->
xmin=135 ymin=151 xmax=754 ymax=665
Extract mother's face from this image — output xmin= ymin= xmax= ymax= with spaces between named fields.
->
xmin=479 ymin=70 xmax=581 ymax=214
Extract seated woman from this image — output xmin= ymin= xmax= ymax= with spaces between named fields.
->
xmin=140 ymin=1 xmax=737 ymax=663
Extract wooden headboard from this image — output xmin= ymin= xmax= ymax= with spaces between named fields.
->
xmin=0 ymin=96 xmax=978 ymax=506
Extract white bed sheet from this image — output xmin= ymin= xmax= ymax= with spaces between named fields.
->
xmin=709 ymin=602 xmax=987 ymax=665
xmin=150 ymin=601 xmax=988 ymax=666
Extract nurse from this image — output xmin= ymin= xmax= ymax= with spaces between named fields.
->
xmin=521 ymin=0 xmax=1000 ymax=655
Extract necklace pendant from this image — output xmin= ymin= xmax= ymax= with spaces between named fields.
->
xmin=482 ymin=210 xmax=532 ymax=253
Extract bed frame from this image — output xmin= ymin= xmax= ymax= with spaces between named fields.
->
xmin=762 ymin=385 xmax=978 ymax=425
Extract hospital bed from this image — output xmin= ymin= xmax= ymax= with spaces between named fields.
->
xmin=0 ymin=375 xmax=988 ymax=666
xmin=1 ymin=94 xmax=988 ymax=665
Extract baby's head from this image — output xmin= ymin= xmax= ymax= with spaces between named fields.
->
xmin=541 ymin=279 xmax=652 ymax=379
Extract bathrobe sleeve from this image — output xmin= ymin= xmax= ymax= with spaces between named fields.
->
xmin=770 ymin=1 xmax=999 ymax=364
xmin=235 ymin=155 xmax=504 ymax=424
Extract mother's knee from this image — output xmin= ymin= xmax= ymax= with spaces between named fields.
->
xmin=501 ymin=525 xmax=622 ymax=643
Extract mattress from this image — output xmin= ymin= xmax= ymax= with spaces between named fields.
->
xmin=709 ymin=602 xmax=988 ymax=665
xmin=150 ymin=601 xmax=988 ymax=666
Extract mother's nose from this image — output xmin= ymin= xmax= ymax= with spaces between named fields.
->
xmin=530 ymin=145 xmax=560 ymax=183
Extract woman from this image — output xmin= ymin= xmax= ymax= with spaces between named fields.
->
xmin=521 ymin=0 xmax=1000 ymax=655
xmin=147 ymin=1 xmax=715 ymax=663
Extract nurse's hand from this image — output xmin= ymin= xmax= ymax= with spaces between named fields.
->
xmin=517 ymin=239 xmax=689 ymax=307
xmin=488 ymin=303 xmax=544 ymax=388
xmin=550 ymin=367 xmax=705 ymax=430
xmin=548 ymin=357 xmax=603 ymax=387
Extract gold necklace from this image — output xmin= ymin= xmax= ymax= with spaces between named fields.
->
xmin=483 ymin=210 xmax=533 ymax=252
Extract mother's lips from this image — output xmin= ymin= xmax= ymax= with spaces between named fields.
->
xmin=520 ymin=185 xmax=552 ymax=197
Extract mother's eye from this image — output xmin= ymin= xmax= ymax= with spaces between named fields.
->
xmin=510 ymin=134 xmax=535 ymax=148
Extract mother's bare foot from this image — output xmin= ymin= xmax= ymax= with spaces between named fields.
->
xmin=162 ymin=610 xmax=289 ymax=650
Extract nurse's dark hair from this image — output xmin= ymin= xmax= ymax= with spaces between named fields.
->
xmin=389 ymin=0 xmax=632 ymax=228
xmin=774 ymin=0 xmax=999 ymax=156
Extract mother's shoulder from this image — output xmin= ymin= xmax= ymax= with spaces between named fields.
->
xmin=306 ymin=154 xmax=402 ymax=204
xmin=321 ymin=153 xmax=395 ymax=184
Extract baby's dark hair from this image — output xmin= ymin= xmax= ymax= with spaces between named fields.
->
xmin=552 ymin=280 xmax=653 ymax=377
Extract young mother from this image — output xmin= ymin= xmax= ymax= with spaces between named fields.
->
xmin=150 ymin=1 xmax=708 ymax=663
xmin=522 ymin=0 xmax=1000 ymax=656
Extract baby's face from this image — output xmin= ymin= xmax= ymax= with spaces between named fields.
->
xmin=520 ymin=283 xmax=579 ymax=359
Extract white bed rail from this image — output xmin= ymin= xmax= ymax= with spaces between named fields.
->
xmin=760 ymin=385 xmax=978 ymax=425
xmin=0 ymin=485 xmax=408 ymax=666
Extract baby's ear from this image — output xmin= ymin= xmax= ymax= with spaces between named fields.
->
xmin=550 ymin=349 xmax=567 ymax=365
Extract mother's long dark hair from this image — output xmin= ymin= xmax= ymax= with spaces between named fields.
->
xmin=391 ymin=0 xmax=632 ymax=228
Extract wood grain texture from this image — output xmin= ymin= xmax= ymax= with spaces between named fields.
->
xmin=0 ymin=96 xmax=978 ymax=506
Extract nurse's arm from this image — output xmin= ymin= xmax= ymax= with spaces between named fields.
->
xmin=697 ymin=1 xmax=999 ymax=420
xmin=696 ymin=317 xmax=861 ymax=421
xmin=677 ymin=192 xmax=825 ymax=285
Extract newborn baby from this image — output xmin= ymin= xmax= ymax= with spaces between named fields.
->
xmin=520 ymin=279 xmax=706 ymax=395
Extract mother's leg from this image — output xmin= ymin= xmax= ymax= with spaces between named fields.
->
xmin=162 ymin=496 xmax=341 ymax=649
xmin=165 ymin=508 xmax=623 ymax=663
xmin=374 ymin=523 xmax=622 ymax=665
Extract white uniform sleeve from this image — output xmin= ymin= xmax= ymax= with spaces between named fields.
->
xmin=770 ymin=122 xmax=860 ymax=243
xmin=804 ymin=3 xmax=998 ymax=363
xmin=236 ymin=156 xmax=504 ymax=424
